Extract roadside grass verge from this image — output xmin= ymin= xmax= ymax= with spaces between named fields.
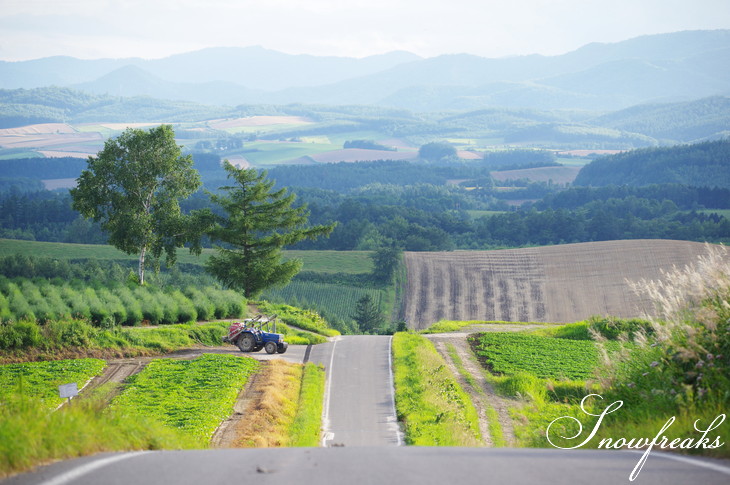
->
xmin=445 ymin=344 xmax=505 ymax=447
xmin=0 ymin=389 xmax=195 ymax=479
xmin=289 ymin=363 xmax=326 ymax=447
xmin=110 ymin=354 xmax=259 ymax=446
xmin=232 ymin=361 xmax=325 ymax=448
xmin=392 ymin=332 xmax=481 ymax=446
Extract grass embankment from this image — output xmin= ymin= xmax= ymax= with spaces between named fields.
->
xmin=257 ymin=301 xmax=340 ymax=339
xmin=0 ymin=319 xmax=232 ymax=363
xmin=392 ymin=332 xmax=481 ymax=446
xmin=232 ymin=361 xmax=325 ymax=447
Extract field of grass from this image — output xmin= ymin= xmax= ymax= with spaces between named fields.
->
xmin=392 ymin=332 xmax=481 ymax=446
xmin=110 ymin=353 xmax=258 ymax=446
xmin=0 ymin=358 xmax=105 ymax=408
xmin=0 ymin=239 xmax=372 ymax=274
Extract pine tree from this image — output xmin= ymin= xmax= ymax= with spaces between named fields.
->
xmin=205 ymin=161 xmax=335 ymax=298
xmin=352 ymin=294 xmax=384 ymax=334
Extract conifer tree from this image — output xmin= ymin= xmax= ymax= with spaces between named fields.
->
xmin=206 ymin=161 xmax=335 ymax=298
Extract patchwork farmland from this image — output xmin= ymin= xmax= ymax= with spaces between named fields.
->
xmin=401 ymin=239 xmax=721 ymax=329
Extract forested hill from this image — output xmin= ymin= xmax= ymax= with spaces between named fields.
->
xmin=573 ymin=139 xmax=730 ymax=189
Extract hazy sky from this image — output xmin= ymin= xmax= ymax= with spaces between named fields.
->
xmin=1 ymin=0 xmax=729 ymax=61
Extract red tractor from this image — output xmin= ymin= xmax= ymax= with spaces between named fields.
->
xmin=222 ymin=314 xmax=288 ymax=354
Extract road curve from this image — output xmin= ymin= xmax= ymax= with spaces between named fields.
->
xmin=309 ymin=335 xmax=402 ymax=447
xmin=5 ymin=448 xmax=730 ymax=485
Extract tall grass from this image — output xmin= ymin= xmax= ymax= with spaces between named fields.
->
xmin=0 ymin=390 xmax=195 ymax=479
xmin=591 ymin=243 xmax=730 ymax=456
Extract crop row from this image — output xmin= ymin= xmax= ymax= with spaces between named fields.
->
xmin=0 ymin=277 xmax=245 ymax=326
xmin=109 ymin=354 xmax=258 ymax=445
xmin=263 ymin=280 xmax=383 ymax=324
xmin=469 ymin=332 xmax=619 ymax=380
xmin=0 ymin=358 xmax=105 ymax=408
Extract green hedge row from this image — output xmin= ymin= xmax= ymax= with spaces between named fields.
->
xmin=0 ymin=278 xmax=245 ymax=326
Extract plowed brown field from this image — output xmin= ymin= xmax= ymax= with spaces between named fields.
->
xmin=402 ymin=240 xmax=722 ymax=329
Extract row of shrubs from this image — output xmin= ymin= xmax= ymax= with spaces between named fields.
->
xmin=0 ymin=277 xmax=245 ymax=326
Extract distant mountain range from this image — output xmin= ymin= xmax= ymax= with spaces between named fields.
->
xmin=1 ymin=30 xmax=729 ymax=111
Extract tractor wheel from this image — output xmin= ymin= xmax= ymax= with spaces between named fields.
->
xmin=237 ymin=333 xmax=256 ymax=352
xmin=264 ymin=342 xmax=277 ymax=354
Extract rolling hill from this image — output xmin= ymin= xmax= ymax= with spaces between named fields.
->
xmin=401 ymin=240 xmax=723 ymax=329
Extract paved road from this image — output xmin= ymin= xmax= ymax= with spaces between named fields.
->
xmin=5 ymin=447 xmax=730 ymax=485
xmin=308 ymin=335 xmax=402 ymax=447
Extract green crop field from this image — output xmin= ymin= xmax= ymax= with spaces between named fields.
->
xmin=469 ymin=333 xmax=618 ymax=380
xmin=0 ymin=358 xmax=105 ymax=408
xmin=263 ymin=280 xmax=383 ymax=323
xmin=110 ymin=353 xmax=258 ymax=445
xmin=0 ymin=239 xmax=372 ymax=274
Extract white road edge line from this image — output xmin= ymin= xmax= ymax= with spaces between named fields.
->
xmin=387 ymin=335 xmax=404 ymax=446
xmin=627 ymin=450 xmax=730 ymax=476
xmin=38 ymin=451 xmax=149 ymax=485
xmin=321 ymin=337 xmax=339 ymax=447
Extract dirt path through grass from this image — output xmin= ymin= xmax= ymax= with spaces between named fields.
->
xmin=426 ymin=330 xmax=520 ymax=447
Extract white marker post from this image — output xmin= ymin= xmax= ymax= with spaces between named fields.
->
xmin=58 ymin=382 xmax=78 ymax=406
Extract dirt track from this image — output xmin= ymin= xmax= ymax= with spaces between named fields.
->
xmin=426 ymin=330 xmax=522 ymax=447
xmin=402 ymin=240 xmax=719 ymax=329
